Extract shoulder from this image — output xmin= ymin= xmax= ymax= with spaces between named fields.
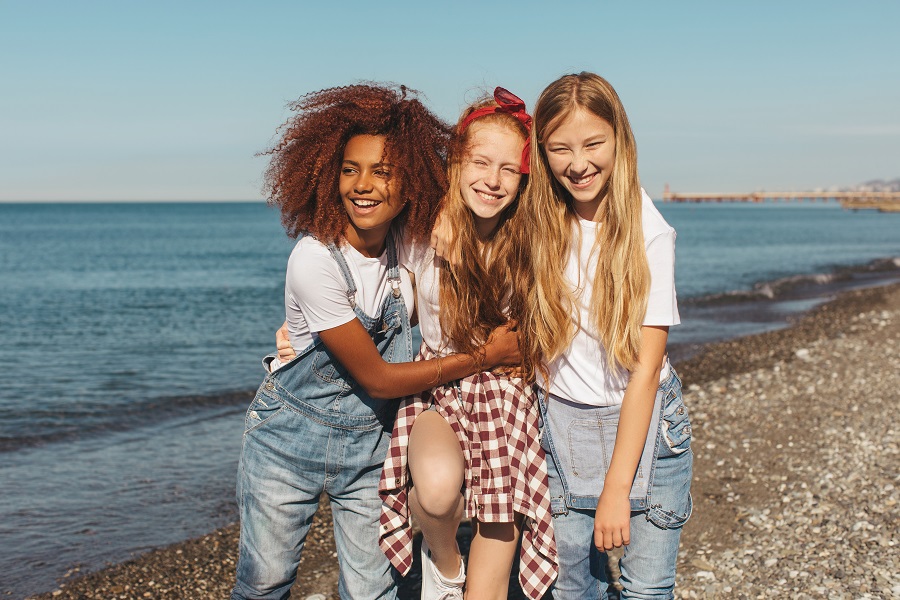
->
xmin=288 ymin=235 xmax=331 ymax=262
xmin=286 ymin=236 xmax=342 ymax=281
xmin=397 ymin=229 xmax=435 ymax=274
xmin=640 ymin=188 xmax=676 ymax=244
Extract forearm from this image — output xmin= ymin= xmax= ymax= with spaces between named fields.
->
xmin=316 ymin=318 xmax=518 ymax=400
xmin=603 ymin=325 xmax=669 ymax=493
xmin=604 ymin=365 xmax=662 ymax=491
xmin=358 ymin=351 xmax=482 ymax=399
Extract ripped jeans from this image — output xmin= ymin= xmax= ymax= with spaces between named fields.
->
xmin=539 ymin=368 xmax=693 ymax=599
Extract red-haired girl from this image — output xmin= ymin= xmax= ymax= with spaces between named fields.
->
xmin=378 ymin=88 xmax=557 ymax=600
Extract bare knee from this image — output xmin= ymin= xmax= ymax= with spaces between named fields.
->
xmin=408 ymin=411 xmax=464 ymax=519
xmin=410 ymin=466 xmax=463 ymax=518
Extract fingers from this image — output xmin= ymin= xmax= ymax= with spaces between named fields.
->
xmin=594 ymin=526 xmax=628 ymax=551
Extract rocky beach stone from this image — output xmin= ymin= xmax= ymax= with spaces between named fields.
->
xmin=27 ymin=283 xmax=900 ymax=600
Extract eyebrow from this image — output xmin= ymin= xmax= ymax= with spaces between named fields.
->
xmin=342 ymin=159 xmax=394 ymax=168
xmin=547 ymin=134 xmax=608 ymax=146
xmin=470 ymin=152 xmax=519 ymax=168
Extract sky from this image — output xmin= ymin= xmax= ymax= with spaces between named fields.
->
xmin=1 ymin=1 xmax=898 ymax=201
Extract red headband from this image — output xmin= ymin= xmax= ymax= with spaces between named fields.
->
xmin=459 ymin=87 xmax=532 ymax=174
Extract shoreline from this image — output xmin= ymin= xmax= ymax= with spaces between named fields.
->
xmin=27 ymin=281 xmax=900 ymax=599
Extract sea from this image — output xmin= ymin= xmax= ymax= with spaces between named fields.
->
xmin=0 ymin=201 xmax=897 ymax=597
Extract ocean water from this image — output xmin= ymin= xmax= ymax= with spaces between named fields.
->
xmin=0 ymin=201 xmax=898 ymax=597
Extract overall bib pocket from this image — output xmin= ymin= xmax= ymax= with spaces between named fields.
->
xmin=244 ymin=381 xmax=285 ymax=433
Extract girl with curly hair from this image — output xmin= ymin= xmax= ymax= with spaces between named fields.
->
xmin=517 ymin=72 xmax=693 ymax=599
xmin=378 ymin=88 xmax=557 ymax=600
xmin=233 ymin=83 xmax=521 ymax=600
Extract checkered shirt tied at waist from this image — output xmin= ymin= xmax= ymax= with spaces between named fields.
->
xmin=378 ymin=345 xmax=558 ymax=599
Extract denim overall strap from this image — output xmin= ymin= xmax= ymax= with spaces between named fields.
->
xmin=325 ymin=230 xmax=403 ymax=319
xmin=326 ymin=241 xmax=361 ymax=311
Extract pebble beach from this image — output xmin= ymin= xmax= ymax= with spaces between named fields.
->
xmin=27 ymin=282 xmax=900 ymax=600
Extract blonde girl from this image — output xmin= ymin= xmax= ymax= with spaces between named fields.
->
xmin=518 ymin=72 xmax=693 ymax=599
xmin=378 ymin=88 xmax=557 ymax=600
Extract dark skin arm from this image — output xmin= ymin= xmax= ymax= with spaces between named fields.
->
xmin=276 ymin=319 xmax=521 ymax=400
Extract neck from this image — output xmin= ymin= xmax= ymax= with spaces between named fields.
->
xmin=574 ymin=190 xmax=607 ymax=222
xmin=343 ymin=223 xmax=389 ymax=258
xmin=474 ymin=215 xmax=500 ymax=242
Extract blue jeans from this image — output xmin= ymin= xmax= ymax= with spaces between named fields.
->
xmin=232 ymin=379 xmax=397 ymax=599
xmin=541 ymin=369 xmax=693 ymax=599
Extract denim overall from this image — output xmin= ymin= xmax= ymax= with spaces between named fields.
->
xmin=232 ymin=237 xmax=412 ymax=600
xmin=539 ymin=366 xmax=693 ymax=599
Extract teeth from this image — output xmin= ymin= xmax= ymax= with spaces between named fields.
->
xmin=477 ymin=191 xmax=501 ymax=202
xmin=352 ymin=199 xmax=380 ymax=207
xmin=572 ymin=174 xmax=595 ymax=184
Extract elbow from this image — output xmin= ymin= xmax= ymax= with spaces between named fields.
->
xmin=358 ymin=378 xmax=397 ymax=400
xmin=366 ymin=386 xmax=396 ymax=400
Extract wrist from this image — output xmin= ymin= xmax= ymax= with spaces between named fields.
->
xmin=601 ymin=474 xmax=633 ymax=496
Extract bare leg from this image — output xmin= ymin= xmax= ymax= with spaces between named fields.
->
xmin=408 ymin=410 xmax=465 ymax=578
xmin=464 ymin=518 xmax=521 ymax=600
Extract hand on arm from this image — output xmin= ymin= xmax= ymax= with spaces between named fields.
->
xmin=276 ymin=321 xmax=295 ymax=363
xmin=594 ymin=325 xmax=669 ymax=551
xmin=429 ymin=211 xmax=459 ymax=265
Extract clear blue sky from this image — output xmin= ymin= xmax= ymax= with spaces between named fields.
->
xmin=2 ymin=1 xmax=898 ymax=201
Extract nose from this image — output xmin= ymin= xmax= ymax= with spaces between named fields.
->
xmin=483 ymin=166 xmax=501 ymax=189
xmin=353 ymin=170 xmax=374 ymax=193
xmin=569 ymin=150 xmax=589 ymax=174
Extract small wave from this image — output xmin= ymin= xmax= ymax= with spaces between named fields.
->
xmin=685 ymin=256 xmax=900 ymax=307
xmin=0 ymin=389 xmax=253 ymax=453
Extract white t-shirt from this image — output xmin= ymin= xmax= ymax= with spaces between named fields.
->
xmin=400 ymin=239 xmax=454 ymax=356
xmin=543 ymin=190 xmax=680 ymax=406
xmin=284 ymin=235 xmax=415 ymax=352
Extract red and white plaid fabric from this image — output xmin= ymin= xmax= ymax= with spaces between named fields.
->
xmin=379 ymin=345 xmax=558 ymax=599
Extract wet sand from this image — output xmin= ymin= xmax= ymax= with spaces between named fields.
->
xmin=28 ymin=282 xmax=900 ymax=599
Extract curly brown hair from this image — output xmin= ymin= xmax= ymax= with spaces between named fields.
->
xmin=262 ymin=83 xmax=451 ymax=243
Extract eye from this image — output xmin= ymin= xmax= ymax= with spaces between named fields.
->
xmin=502 ymin=167 xmax=520 ymax=175
xmin=374 ymin=169 xmax=391 ymax=178
xmin=341 ymin=167 xmax=357 ymax=175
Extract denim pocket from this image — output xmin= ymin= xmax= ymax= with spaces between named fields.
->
xmin=568 ymin=419 xmax=611 ymax=481
xmin=660 ymin=388 xmax=692 ymax=456
xmin=244 ymin=384 xmax=285 ymax=433
xmin=379 ymin=309 xmax=402 ymax=333
xmin=647 ymin=492 xmax=693 ymax=529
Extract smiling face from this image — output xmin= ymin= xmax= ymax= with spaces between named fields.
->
xmin=339 ymin=134 xmax=405 ymax=256
xmin=459 ymin=122 xmax=525 ymax=239
xmin=543 ymin=108 xmax=616 ymax=221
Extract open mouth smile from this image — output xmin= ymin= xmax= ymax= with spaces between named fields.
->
xmin=350 ymin=198 xmax=382 ymax=208
xmin=567 ymin=173 xmax=597 ymax=188
xmin=475 ymin=190 xmax=504 ymax=204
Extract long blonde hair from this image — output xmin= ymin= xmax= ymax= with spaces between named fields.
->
xmin=438 ymin=98 xmax=539 ymax=381
xmin=519 ymin=72 xmax=650 ymax=372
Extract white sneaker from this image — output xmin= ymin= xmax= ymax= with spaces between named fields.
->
xmin=420 ymin=538 xmax=465 ymax=600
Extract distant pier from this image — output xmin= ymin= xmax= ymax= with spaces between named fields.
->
xmin=662 ymin=186 xmax=900 ymax=212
